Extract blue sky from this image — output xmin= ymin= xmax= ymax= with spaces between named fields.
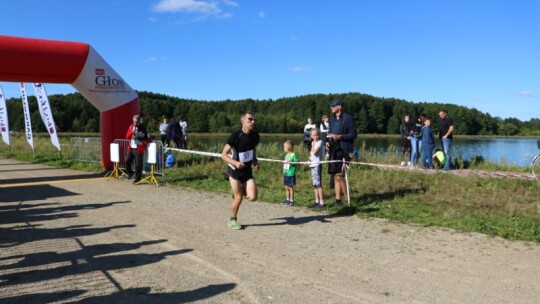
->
xmin=1 ymin=0 xmax=538 ymax=120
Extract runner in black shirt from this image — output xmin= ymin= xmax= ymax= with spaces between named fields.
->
xmin=221 ymin=111 xmax=260 ymax=230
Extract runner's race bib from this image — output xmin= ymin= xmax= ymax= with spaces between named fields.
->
xmin=239 ymin=150 xmax=253 ymax=163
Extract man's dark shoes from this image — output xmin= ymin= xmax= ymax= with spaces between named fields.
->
xmin=309 ymin=203 xmax=325 ymax=209
xmin=329 ymin=200 xmax=343 ymax=207
xmin=132 ymin=179 xmax=140 ymax=184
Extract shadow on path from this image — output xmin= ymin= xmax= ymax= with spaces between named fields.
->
xmin=71 ymin=283 xmax=237 ymax=304
xmin=244 ymin=187 xmax=426 ymax=228
xmin=0 ymin=184 xmax=81 ymax=203
xmin=0 ymin=201 xmax=130 ymax=225
xmin=0 ymin=290 xmax=86 ymax=304
xmin=245 ymin=214 xmax=334 ymax=228
xmin=0 ymin=224 xmax=136 ymax=248
xmin=0 ymin=173 xmax=103 ymax=186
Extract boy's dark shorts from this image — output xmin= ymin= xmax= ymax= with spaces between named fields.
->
xmin=283 ymin=175 xmax=296 ymax=187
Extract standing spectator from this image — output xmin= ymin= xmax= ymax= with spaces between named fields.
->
xmin=308 ymin=128 xmax=325 ymax=208
xmin=167 ymin=117 xmax=182 ymax=149
xmin=438 ymin=110 xmax=454 ymax=170
xmin=159 ymin=118 xmax=169 ymax=146
xmin=420 ymin=118 xmax=435 ymax=169
xmin=221 ymin=111 xmax=260 ymax=230
xmin=399 ymin=114 xmax=412 ymax=166
xmin=409 ymin=115 xmax=423 ymax=167
xmin=179 ymin=116 xmax=188 ymax=149
xmin=303 ymin=117 xmax=316 ymax=151
xmin=282 ymin=140 xmax=298 ymax=206
xmin=432 ymin=148 xmax=446 ymax=168
xmin=326 ymin=99 xmax=357 ymax=207
xmin=125 ymin=114 xmax=148 ymax=184
xmin=319 ymin=114 xmax=330 ymax=157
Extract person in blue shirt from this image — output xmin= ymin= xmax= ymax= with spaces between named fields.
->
xmin=421 ymin=118 xmax=435 ymax=169
xmin=165 ymin=152 xmax=175 ymax=168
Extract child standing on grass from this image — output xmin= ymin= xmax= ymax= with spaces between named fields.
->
xmin=282 ymin=140 xmax=298 ymax=206
xmin=308 ymin=128 xmax=325 ymax=208
xmin=421 ymin=118 xmax=435 ymax=169
xmin=432 ymin=148 xmax=446 ymax=169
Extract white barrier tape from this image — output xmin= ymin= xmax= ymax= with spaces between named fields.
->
xmin=347 ymin=160 xmax=540 ymax=180
xmin=164 ymin=147 xmax=539 ymax=181
xmin=164 ymin=147 xmax=343 ymax=165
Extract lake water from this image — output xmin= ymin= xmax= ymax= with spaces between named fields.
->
xmin=353 ymin=137 xmax=539 ymax=167
xmin=189 ymin=135 xmax=540 ymax=168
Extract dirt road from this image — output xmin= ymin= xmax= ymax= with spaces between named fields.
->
xmin=1 ymin=157 xmax=539 ymax=303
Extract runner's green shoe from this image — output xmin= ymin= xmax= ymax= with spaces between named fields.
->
xmin=227 ymin=219 xmax=242 ymax=230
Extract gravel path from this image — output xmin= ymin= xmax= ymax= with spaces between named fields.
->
xmin=1 ymin=157 xmax=539 ymax=303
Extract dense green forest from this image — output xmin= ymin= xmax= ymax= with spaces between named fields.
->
xmin=4 ymin=91 xmax=540 ymax=136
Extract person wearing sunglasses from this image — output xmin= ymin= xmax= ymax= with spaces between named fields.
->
xmin=221 ymin=111 xmax=260 ymax=230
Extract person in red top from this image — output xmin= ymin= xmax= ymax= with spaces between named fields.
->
xmin=125 ymin=114 xmax=148 ymax=184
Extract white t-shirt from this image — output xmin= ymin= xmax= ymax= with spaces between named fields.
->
xmin=304 ymin=123 xmax=316 ymax=134
xmin=179 ymin=121 xmax=188 ymax=135
xmin=159 ymin=123 xmax=168 ymax=135
xmin=309 ymin=140 xmax=323 ymax=167
xmin=320 ymin=122 xmax=329 ymax=134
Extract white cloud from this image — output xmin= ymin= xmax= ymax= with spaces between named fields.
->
xmin=146 ymin=56 xmax=168 ymax=62
xmin=258 ymin=11 xmax=266 ymax=18
xmin=518 ymin=91 xmax=537 ymax=98
xmin=153 ymin=0 xmax=218 ymax=13
xmin=217 ymin=13 xmax=233 ymax=19
xmin=222 ymin=0 xmax=239 ymax=7
xmin=291 ymin=66 xmax=313 ymax=72
xmin=152 ymin=0 xmax=235 ymax=18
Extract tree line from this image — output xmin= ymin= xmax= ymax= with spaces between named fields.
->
xmin=4 ymin=91 xmax=539 ymax=136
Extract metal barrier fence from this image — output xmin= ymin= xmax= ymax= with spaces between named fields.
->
xmin=113 ymin=139 xmax=165 ymax=176
xmin=71 ymin=137 xmax=102 ymax=163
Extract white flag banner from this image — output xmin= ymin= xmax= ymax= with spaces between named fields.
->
xmin=33 ymin=83 xmax=60 ymax=151
xmin=20 ymin=82 xmax=34 ymax=150
xmin=0 ymin=86 xmax=10 ymax=145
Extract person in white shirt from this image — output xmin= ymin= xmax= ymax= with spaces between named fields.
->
xmin=319 ymin=114 xmax=330 ymax=157
xmin=308 ymin=128 xmax=325 ymax=208
xmin=159 ymin=118 xmax=169 ymax=146
xmin=179 ymin=116 xmax=188 ymax=149
xmin=303 ymin=117 xmax=317 ymax=151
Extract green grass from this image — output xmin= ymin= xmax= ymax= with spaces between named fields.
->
xmin=2 ymin=134 xmax=539 ymax=242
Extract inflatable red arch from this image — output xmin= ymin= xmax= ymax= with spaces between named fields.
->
xmin=0 ymin=35 xmax=139 ymax=169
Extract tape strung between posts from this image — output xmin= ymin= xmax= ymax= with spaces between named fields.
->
xmin=164 ymin=147 xmax=540 ymax=181
xmin=164 ymin=147 xmax=343 ymax=165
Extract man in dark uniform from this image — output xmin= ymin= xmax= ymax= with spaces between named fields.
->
xmin=166 ymin=117 xmax=183 ymax=148
xmin=326 ymin=99 xmax=357 ymax=207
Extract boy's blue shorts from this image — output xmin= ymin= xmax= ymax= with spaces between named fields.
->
xmin=283 ymin=175 xmax=296 ymax=187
